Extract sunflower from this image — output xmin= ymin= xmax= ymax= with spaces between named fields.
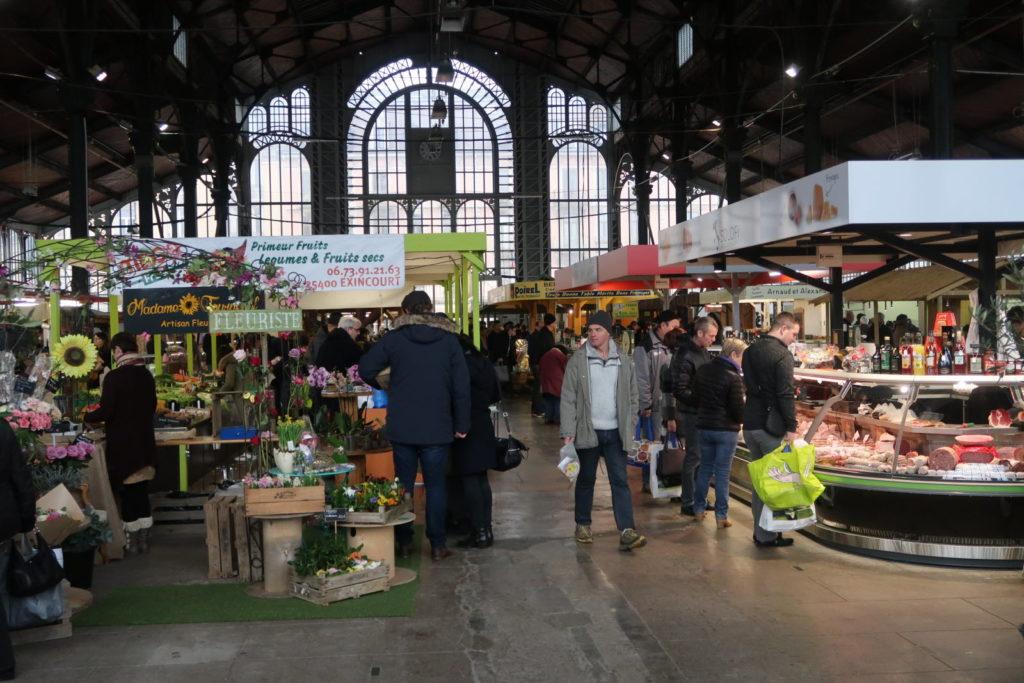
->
xmin=179 ymin=292 xmax=201 ymax=316
xmin=52 ymin=334 xmax=98 ymax=378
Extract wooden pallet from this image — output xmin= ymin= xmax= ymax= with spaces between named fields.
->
xmin=290 ymin=565 xmax=390 ymax=606
xmin=204 ymin=496 xmax=258 ymax=582
xmin=10 ymin=609 xmax=72 ymax=645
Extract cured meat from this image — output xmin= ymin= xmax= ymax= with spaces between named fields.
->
xmin=996 ymin=447 xmax=1018 ymax=461
xmin=1014 ymin=447 xmax=1024 ymax=461
xmin=988 ymin=409 xmax=1012 ymax=427
xmin=928 ymin=446 xmax=958 ymax=470
xmin=956 ymin=446 xmax=998 ymax=464
xmin=955 ymin=434 xmax=995 ymax=446
xmin=1012 ymin=461 xmax=1024 ymax=473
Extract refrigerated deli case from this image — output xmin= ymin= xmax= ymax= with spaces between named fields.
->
xmin=731 ymin=369 xmax=1024 ymax=568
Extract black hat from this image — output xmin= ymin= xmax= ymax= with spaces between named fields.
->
xmin=326 ymin=312 xmax=342 ymax=326
xmin=543 ymin=313 xmax=556 ymax=326
xmin=401 ymin=290 xmax=433 ymax=312
xmin=588 ymin=311 xmax=613 ymax=334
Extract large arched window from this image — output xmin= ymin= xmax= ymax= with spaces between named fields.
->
xmin=618 ymin=167 xmax=676 ymax=246
xmin=347 ymin=59 xmax=514 ymax=284
xmin=174 ymin=173 xmax=240 ymax=237
xmin=244 ymin=87 xmax=313 ymax=235
xmin=688 ymin=191 xmax=727 ymax=219
xmin=549 ymin=142 xmax=607 ymax=270
xmin=547 ymin=86 xmax=610 ymax=270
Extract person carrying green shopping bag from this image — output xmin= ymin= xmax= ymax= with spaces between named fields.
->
xmin=741 ymin=312 xmax=801 ymax=548
xmin=747 ymin=439 xmax=825 ymax=532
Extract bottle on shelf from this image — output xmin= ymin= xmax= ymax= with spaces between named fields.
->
xmin=982 ymin=347 xmax=996 ymax=374
xmin=953 ymin=332 xmax=966 ymax=374
xmin=969 ymin=344 xmax=983 ymax=374
xmin=924 ymin=334 xmax=938 ymax=375
xmin=900 ymin=335 xmax=913 ymax=375
xmin=912 ymin=332 xmax=926 ymax=376
xmin=938 ymin=337 xmax=953 ymax=375
xmin=880 ymin=336 xmax=892 ymax=373
xmin=871 ymin=343 xmax=882 ymax=373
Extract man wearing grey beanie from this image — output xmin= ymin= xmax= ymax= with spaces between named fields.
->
xmin=560 ymin=310 xmax=645 ymax=551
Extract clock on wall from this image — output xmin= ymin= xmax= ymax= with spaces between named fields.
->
xmin=419 ymin=138 xmax=443 ymax=161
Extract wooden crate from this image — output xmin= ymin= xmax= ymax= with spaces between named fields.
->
xmin=343 ymin=500 xmax=410 ymax=525
xmin=243 ymin=483 xmax=325 ymax=517
xmin=290 ymin=564 xmax=390 ymax=606
xmin=10 ymin=609 xmax=72 ymax=645
xmin=204 ymin=496 xmax=259 ymax=581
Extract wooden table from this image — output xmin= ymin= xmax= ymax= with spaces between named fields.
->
xmin=336 ymin=511 xmax=417 ymax=586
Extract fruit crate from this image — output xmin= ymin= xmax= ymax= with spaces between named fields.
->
xmin=243 ymin=483 xmax=325 ymax=517
xmin=341 ymin=500 xmax=410 ymax=525
xmin=289 ymin=564 xmax=390 ymax=606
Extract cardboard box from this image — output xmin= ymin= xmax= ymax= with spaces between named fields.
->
xmin=35 ymin=485 xmax=87 ymax=546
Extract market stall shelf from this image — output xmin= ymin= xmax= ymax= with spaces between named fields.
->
xmin=337 ymin=511 xmax=417 ymax=586
xmin=731 ymin=369 xmax=1024 ymax=568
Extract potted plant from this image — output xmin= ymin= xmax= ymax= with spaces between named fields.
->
xmin=331 ymin=477 xmax=408 ymax=524
xmin=61 ymin=508 xmax=112 ymax=589
xmin=242 ymin=472 xmax=325 ymax=517
xmin=289 ymin=532 xmax=388 ymax=605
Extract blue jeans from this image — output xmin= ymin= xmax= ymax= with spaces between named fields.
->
xmin=694 ymin=430 xmax=739 ymax=520
xmin=575 ymin=429 xmax=635 ymax=531
xmin=392 ymin=442 xmax=449 ymax=549
xmin=543 ymin=393 xmax=560 ymax=423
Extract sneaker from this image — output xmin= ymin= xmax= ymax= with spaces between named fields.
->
xmin=694 ymin=511 xmax=706 ymax=521
xmin=680 ymin=506 xmax=696 ymax=517
xmin=574 ymin=524 xmax=593 ymax=544
xmin=753 ymin=534 xmax=794 ymax=548
xmin=619 ymin=528 xmax=647 ymax=551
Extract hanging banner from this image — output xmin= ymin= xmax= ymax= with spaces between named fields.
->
xmin=112 ymin=235 xmax=405 ymax=292
xmin=122 ymin=287 xmax=238 ymax=334
xmin=612 ymin=302 xmax=639 ymax=319
xmin=208 ymin=309 xmax=304 ymax=334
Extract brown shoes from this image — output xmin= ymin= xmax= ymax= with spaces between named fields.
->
xmin=716 ymin=519 xmax=733 ymax=529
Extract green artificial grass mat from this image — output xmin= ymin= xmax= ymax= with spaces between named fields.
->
xmin=74 ymin=529 xmax=421 ymax=627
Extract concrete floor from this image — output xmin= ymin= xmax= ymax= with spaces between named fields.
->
xmin=13 ymin=399 xmax=1024 ymax=682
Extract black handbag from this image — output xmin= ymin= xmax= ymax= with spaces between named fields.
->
xmin=493 ymin=406 xmax=528 ymax=472
xmin=8 ymin=531 xmax=65 ymax=598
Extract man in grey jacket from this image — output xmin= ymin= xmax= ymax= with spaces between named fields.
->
xmin=633 ymin=310 xmax=681 ymax=436
xmin=561 ymin=311 xmax=644 ymax=551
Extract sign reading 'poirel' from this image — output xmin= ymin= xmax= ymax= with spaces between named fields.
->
xmin=208 ymin=309 xmax=303 ymax=334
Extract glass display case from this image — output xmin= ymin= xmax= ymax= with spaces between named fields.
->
xmin=730 ymin=369 xmax=1024 ymax=568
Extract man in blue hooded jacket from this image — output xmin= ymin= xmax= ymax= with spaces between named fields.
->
xmin=360 ymin=290 xmax=471 ymax=561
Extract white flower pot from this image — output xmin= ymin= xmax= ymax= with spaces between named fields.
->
xmin=274 ymin=449 xmax=296 ymax=474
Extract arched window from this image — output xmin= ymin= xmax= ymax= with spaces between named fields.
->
xmin=618 ymin=170 xmax=676 ymax=245
xmin=549 ymin=142 xmax=607 ymax=270
xmin=367 ymin=200 xmax=405 ymax=234
xmin=246 ymin=107 xmax=267 ymax=141
xmin=688 ymin=192 xmax=727 ymax=219
xmin=589 ymin=105 xmax=607 ymax=135
xmin=291 ymin=88 xmax=310 ymax=137
xmin=412 ymin=200 xmax=450 ymax=234
xmin=547 ymin=88 xmax=565 ymax=136
xmin=269 ymin=97 xmax=289 ymax=131
xmin=567 ymin=97 xmax=587 ymax=130
xmin=250 ymin=144 xmax=311 ymax=236
xmin=347 ymin=58 xmax=514 ymax=282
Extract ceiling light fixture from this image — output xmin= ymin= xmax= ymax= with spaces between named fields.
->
xmin=440 ymin=0 xmax=466 ymax=32
xmin=157 ymin=121 xmax=169 ymax=132
xmin=89 ymin=65 xmax=108 ymax=82
xmin=430 ymin=95 xmax=448 ymax=121
xmin=44 ymin=66 xmax=62 ymax=81
xmin=712 ymin=118 xmax=722 ymax=127
xmin=201 ymin=157 xmax=209 ymax=164
xmin=784 ymin=64 xmax=800 ymax=78
xmin=661 ymin=152 xmax=671 ymax=161
xmin=436 ymin=59 xmax=455 ymax=84
xmin=898 ymin=233 xmax=912 ymax=238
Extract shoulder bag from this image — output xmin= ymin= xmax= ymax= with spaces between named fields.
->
xmin=8 ymin=530 xmax=66 ymax=597
xmin=492 ymin=404 xmax=528 ymax=471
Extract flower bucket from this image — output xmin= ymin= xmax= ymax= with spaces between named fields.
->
xmin=273 ymin=450 xmax=296 ymax=474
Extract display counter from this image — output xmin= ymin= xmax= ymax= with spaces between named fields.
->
xmin=731 ymin=369 xmax=1024 ymax=567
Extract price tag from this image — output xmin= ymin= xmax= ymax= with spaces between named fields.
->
xmin=45 ymin=376 xmax=61 ymax=393
xmin=73 ymin=433 xmax=94 ymax=445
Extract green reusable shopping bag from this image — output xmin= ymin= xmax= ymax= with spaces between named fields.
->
xmin=747 ymin=441 xmax=825 ymax=510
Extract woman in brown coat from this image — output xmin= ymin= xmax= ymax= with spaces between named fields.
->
xmin=84 ymin=332 xmax=157 ymax=554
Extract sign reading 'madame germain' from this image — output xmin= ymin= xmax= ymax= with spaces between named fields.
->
xmin=208 ymin=309 xmax=303 ymax=334
xmin=123 ymin=287 xmax=236 ymax=334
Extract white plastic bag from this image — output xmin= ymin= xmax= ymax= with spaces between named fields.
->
xmin=557 ymin=442 xmax=580 ymax=482
xmin=759 ymin=504 xmax=817 ymax=532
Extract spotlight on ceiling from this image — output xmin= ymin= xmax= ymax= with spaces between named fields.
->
xmin=784 ymin=63 xmax=800 ymax=78
xmin=201 ymin=157 xmax=209 ymax=164
xmin=436 ymin=59 xmax=455 ymax=83
xmin=430 ymin=95 xmax=448 ymax=121
xmin=89 ymin=65 xmax=108 ymax=82
xmin=711 ymin=118 xmax=722 ymax=127
xmin=44 ymin=66 xmax=62 ymax=81
xmin=661 ymin=152 xmax=671 ymax=161
xmin=157 ymin=121 xmax=169 ymax=132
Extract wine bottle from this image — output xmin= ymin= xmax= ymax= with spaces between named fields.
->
xmin=880 ymin=336 xmax=892 ymax=373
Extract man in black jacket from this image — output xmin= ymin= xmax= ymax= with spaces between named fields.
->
xmin=528 ymin=314 xmax=557 ymax=416
xmin=316 ymin=313 xmax=363 ymax=373
xmin=742 ymin=312 xmax=801 ymax=548
xmin=669 ymin=316 xmax=718 ymax=515
xmin=0 ymin=419 xmax=37 ymax=679
xmin=359 ymin=291 xmax=470 ymax=561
